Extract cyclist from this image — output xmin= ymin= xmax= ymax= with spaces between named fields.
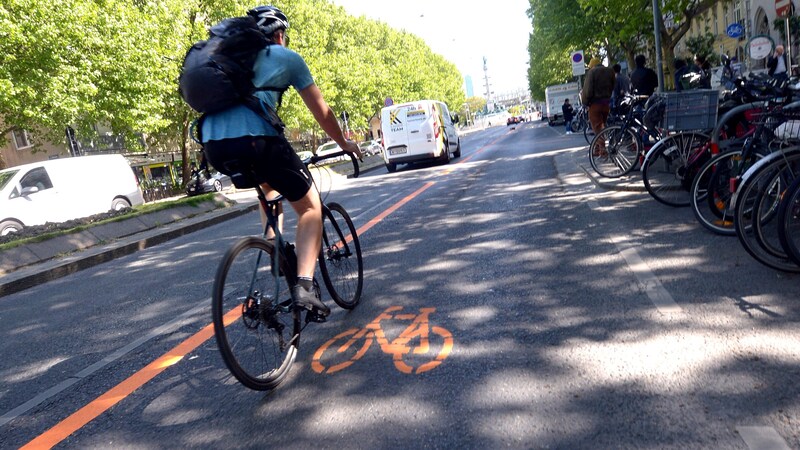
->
xmin=201 ymin=5 xmax=361 ymax=318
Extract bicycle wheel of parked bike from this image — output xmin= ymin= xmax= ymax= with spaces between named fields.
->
xmin=690 ymin=150 xmax=744 ymax=235
xmin=642 ymin=132 xmax=710 ymax=207
xmin=212 ymin=237 xmax=300 ymax=391
xmin=319 ymin=202 xmax=363 ymax=309
xmin=778 ymin=176 xmax=800 ymax=265
xmin=588 ymin=126 xmax=641 ymax=178
xmin=734 ymin=149 xmax=800 ymax=272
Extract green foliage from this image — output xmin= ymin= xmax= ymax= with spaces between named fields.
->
xmin=0 ymin=0 xmax=464 ymax=153
xmin=685 ymin=31 xmax=715 ymax=61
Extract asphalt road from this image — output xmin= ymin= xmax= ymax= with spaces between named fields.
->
xmin=1 ymin=122 xmax=799 ymax=449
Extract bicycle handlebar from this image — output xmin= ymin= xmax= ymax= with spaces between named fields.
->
xmin=305 ymin=151 xmax=361 ymax=178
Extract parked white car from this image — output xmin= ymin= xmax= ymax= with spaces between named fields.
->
xmin=315 ymin=141 xmax=347 ymax=163
xmin=0 ymin=154 xmax=144 ymax=235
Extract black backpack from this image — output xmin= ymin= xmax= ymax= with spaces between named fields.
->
xmin=179 ymin=16 xmax=286 ymax=136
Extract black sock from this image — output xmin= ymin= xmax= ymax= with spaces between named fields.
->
xmin=297 ymin=277 xmax=313 ymax=291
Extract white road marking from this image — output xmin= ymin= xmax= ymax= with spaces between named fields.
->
xmin=737 ymin=426 xmax=791 ymax=450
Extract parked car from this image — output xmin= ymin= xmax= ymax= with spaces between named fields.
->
xmin=359 ymin=140 xmax=383 ymax=156
xmin=186 ymin=170 xmax=232 ymax=196
xmin=0 ymin=155 xmax=144 ymax=236
xmin=315 ymin=141 xmax=347 ymax=163
xmin=507 ymin=116 xmax=520 ymax=126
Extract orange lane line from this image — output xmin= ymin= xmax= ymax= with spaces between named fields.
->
xmin=21 ymin=322 xmax=216 ymax=450
xmin=355 ymin=181 xmax=435 ymax=237
xmin=22 ymin=181 xmax=439 ymax=449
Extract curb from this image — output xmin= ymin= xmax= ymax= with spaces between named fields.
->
xmin=0 ymin=202 xmax=259 ymax=298
xmin=578 ymin=164 xmax=647 ymax=192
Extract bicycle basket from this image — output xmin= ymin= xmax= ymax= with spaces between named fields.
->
xmin=662 ymin=89 xmax=719 ymax=131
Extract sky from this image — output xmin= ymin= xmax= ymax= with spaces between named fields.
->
xmin=328 ymin=0 xmax=533 ymax=98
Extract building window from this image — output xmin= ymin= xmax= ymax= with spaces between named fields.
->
xmin=12 ymin=129 xmax=32 ymax=150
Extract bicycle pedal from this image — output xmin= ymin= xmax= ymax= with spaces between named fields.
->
xmin=306 ymin=310 xmax=327 ymax=323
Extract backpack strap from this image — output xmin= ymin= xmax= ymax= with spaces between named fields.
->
xmin=242 ymin=95 xmax=286 ymax=135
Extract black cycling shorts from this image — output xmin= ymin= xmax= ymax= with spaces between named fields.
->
xmin=203 ymin=135 xmax=313 ymax=202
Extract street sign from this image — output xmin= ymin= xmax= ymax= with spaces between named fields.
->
xmin=571 ymin=50 xmax=585 ymax=76
xmin=748 ymin=35 xmax=774 ymax=60
xmin=776 ymin=0 xmax=792 ymax=18
xmin=726 ymin=23 xmax=744 ymax=39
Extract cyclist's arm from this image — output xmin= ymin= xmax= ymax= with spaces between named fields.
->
xmin=298 ymin=84 xmax=361 ymax=156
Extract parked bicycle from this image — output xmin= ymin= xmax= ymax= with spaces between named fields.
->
xmin=211 ymin=151 xmax=364 ymax=391
xmin=588 ymin=94 xmax=665 ymax=178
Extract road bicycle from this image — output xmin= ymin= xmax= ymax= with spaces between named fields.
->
xmin=641 ymin=79 xmax=768 ymax=207
xmin=311 ymin=306 xmax=453 ymax=375
xmin=588 ymin=94 xmax=664 ymax=178
xmin=211 ymin=152 xmax=364 ymax=391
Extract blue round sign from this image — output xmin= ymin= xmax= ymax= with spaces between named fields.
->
xmin=572 ymin=53 xmax=583 ymax=63
xmin=726 ymin=23 xmax=744 ymax=38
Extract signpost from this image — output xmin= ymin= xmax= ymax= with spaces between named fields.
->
xmin=748 ymin=35 xmax=774 ymax=60
xmin=571 ymin=51 xmax=585 ymax=77
xmin=726 ymin=23 xmax=744 ymax=39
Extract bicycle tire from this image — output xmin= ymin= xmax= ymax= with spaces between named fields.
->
xmin=319 ymin=202 xmax=364 ymax=309
xmin=212 ymin=237 xmax=300 ymax=391
xmin=642 ymin=132 xmax=710 ymax=207
xmin=733 ymin=149 xmax=800 ymax=272
xmin=748 ymin=166 xmax=791 ymax=259
xmin=588 ymin=126 xmax=641 ymax=178
xmin=778 ymin=176 xmax=800 ymax=265
xmin=584 ymin=123 xmax=594 ymax=145
xmin=690 ymin=150 xmax=743 ymax=235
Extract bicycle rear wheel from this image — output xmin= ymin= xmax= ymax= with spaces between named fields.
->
xmin=319 ymin=202 xmax=364 ymax=309
xmin=588 ymin=126 xmax=641 ymax=178
xmin=212 ymin=237 xmax=300 ymax=391
xmin=778 ymin=176 xmax=800 ymax=265
xmin=642 ymin=132 xmax=709 ymax=207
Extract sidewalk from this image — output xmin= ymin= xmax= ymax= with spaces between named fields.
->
xmin=0 ymin=154 xmax=386 ymax=298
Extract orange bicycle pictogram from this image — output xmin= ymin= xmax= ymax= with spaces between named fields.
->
xmin=312 ymin=306 xmax=453 ymax=375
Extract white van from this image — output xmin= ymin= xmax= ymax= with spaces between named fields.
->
xmin=0 ymin=154 xmax=144 ymax=235
xmin=380 ymin=100 xmax=461 ymax=173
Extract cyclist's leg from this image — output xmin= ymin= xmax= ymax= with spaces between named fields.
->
xmin=288 ymin=187 xmax=322 ymax=279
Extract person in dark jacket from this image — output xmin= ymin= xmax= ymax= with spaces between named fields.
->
xmin=768 ymin=45 xmax=788 ymax=81
xmin=630 ymin=54 xmax=658 ymax=96
xmin=562 ymin=99 xmax=574 ymax=134
xmin=693 ymin=54 xmax=712 ymax=88
xmin=673 ymin=58 xmax=690 ymax=91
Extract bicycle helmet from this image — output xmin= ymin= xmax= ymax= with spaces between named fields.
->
xmin=247 ymin=5 xmax=289 ymax=36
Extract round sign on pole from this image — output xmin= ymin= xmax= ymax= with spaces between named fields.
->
xmin=571 ymin=50 xmax=585 ymax=76
xmin=748 ymin=35 xmax=775 ymax=60
xmin=776 ymin=0 xmax=792 ymax=18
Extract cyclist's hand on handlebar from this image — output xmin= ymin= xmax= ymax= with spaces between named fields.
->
xmin=342 ymin=140 xmax=363 ymax=160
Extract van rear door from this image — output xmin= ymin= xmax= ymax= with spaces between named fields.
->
xmin=382 ymin=105 xmax=410 ymax=157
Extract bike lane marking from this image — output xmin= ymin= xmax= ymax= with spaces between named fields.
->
xmin=311 ymin=306 xmax=453 ymax=375
xmin=20 ymin=175 xmax=443 ymax=449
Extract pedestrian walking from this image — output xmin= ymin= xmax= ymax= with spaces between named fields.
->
xmin=581 ymin=57 xmax=616 ymax=153
xmin=562 ymin=99 xmax=574 ymax=134
xmin=630 ymin=54 xmax=658 ymax=96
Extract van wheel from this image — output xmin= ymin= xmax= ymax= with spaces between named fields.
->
xmin=386 ymin=162 xmax=397 ymax=173
xmin=454 ymin=139 xmax=462 ymax=158
xmin=213 ymin=180 xmax=222 ymax=192
xmin=111 ymin=198 xmax=131 ymax=211
xmin=0 ymin=219 xmax=23 ymax=236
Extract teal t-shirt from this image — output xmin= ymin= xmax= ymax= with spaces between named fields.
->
xmin=201 ymin=45 xmax=315 ymax=142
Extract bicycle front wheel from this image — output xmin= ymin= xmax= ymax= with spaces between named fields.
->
xmin=319 ymin=202 xmax=364 ymax=309
xmin=588 ymin=126 xmax=641 ymax=178
xmin=642 ymin=132 xmax=709 ymax=207
xmin=212 ymin=237 xmax=300 ymax=391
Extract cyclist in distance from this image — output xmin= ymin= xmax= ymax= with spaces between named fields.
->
xmin=201 ymin=5 xmax=361 ymax=318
